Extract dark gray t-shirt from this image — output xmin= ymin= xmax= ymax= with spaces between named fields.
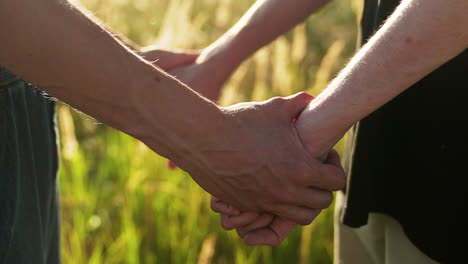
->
xmin=0 ymin=66 xmax=60 ymax=264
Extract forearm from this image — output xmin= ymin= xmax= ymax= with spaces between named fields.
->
xmin=0 ymin=0 xmax=348 ymax=218
xmin=0 ymin=0 xmax=223 ymax=159
xmin=295 ymin=0 xmax=468 ymax=156
xmin=197 ymin=0 xmax=330 ymax=84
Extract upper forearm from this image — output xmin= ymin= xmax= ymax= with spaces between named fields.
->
xmin=1 ymin=1 xmax=146 ymax=129
xmin=0 ymin=0 xmax=223 ymax=158
xmin=197 ymin=0 xmax=330 ymax=79
xmin=295 ymin=0 xmax=468 ymax=156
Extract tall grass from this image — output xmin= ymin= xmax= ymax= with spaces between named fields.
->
xmin=58 ymin=0 xmax=360 ymax=263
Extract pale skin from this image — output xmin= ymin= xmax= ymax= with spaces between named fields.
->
xmin=169 ymin=0 xmax=468 ymax=245
xmin=0 ymin=0 xmax=346 ymax=224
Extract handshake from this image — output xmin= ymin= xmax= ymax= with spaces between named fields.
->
xmin=140 ymin=48 xmax=346 ymax=246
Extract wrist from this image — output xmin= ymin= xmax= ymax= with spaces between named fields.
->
xmin=127 ymin=68 xmax=226 ymax=163
xmin=196 ymin=25 xmax=256 ymax=86
xmin=294 ymin=96 xmax=352 ymax=157
xmin=196 ymin=47 xmax=241 ymax=86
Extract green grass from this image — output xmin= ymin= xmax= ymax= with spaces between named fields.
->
xmin=58 ymin=0 xmax=360 ymax=263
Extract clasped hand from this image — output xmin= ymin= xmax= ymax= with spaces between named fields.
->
xmin=211 ymin=149 xmax=343 ymax=246
xmin=140 ymin=47 xmax=345 ymax=244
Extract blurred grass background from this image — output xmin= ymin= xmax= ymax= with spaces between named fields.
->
xmin=58 ymin=0 xmax=362 ymax=263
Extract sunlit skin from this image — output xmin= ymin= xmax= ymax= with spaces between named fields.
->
xmin=0 ymin=0 xmax=346 ymax=225
xmin=1 ymin=0 xmax=466 ymax=249
xmin=163 ymin=0 xmax=468 ymax=245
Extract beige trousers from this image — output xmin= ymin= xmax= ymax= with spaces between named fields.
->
xmin=333 ymin=192 xmax=439 ymax=264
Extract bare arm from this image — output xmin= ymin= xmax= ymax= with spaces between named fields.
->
xmin=296 ymin=0 xmax=468 ymax=155
xmin=167 ymin=0 xmax=331 ymax=100
xmin=0 ymin=0 xmax=345 ymax=224
xmin=218 ymin=0 xmax=468 ymax=245
xmin=0 ymin=0 xmax=219 ymax=150
xmin=198 ymin=0 xmax=330 ymax=69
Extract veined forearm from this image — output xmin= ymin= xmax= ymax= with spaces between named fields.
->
xmin=0 ymin=0 xmax=222 ymax=158
xmin=295 ymin=0 xmax=468 ymax=156
xmin=0 ymin=0 xmax=348 ymax=218
xmin=197 ymin=0 xmax=330 ymax=81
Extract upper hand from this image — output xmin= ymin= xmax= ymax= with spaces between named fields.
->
xmin=179 ymin=92 xmax=345 ymax=225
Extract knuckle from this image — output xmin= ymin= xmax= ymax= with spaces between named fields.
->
xmin=297 ymin=215 xmax=312 ymax=225
xmin=271 ymin=96 xmax=286 ymax=102
xmin=266 ymin=187 xmax=285 ymax=202
xmin=236 ymin=228 xmax=246 ymax=239
xmin=304 ymin=211 xmax=319 ymax=225
xmin=337 ymin=171 xmax=347 ymax=190
xmin=221 ymin=219 xmax=234 ymax=230
xmin=322 ymin=167 xmax=347 ymax=191
xmin=291 ymin=169 xmax=310 ymax=185
xmin=329 ymin=176 xmax=346 ymax=191
xmin=295 ymin=92 xmax=313 ymax=102
xmin=275 ymin=184 xmax=296 ymax=203
xmin=268 ymin=96 xmax=287 ymax=107
xmin=228 ymin=207 xmax=238 ymax=215
xmin=330 ymin=166 xmax=347 ymax=191
xmin=277 ymin=191 xmax=293 ymax=204
xmin=210 ymin=201 xmax=219 ymax=212
xmin=296 ymin=91 xmax=309 ymax=97
xmin=260 ymin=213 xmax=274 ymax=225
xmin=320 ymin=191 xmax=334 ymax=208
xmin=271 ymin=239 xmax=282 ymax=247
xmin=335 ymin=178 xmax=346 ymax=191
xmin=261 ymin=202 xmax=278 ymax=214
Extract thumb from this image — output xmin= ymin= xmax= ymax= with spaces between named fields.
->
xmin=158 ymin=52 xmax=199 ymax=71
xmin=283 ymin=92 xmax=314 ymax=121
xmin=140 ymin=49 xmax=199 ymax=71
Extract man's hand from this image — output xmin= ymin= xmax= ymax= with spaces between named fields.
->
xmin=139 ymin=55 xmax=345 ymax=223
xmin=0 ymin=0 xmax=344 ymax=227
xmin=174 ymin=92 xmax=345 ymax=225
xmin=211 ymin=149 xmax=343 ymax=245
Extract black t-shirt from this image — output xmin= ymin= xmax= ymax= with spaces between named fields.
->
xmin=342 ymin=1 xmax=468 ymax=263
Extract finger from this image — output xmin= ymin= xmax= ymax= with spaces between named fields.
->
xmin=220 ymin=212 xmax=260 ymax=230
xmin=265 ymin=204 xmax=322 ymax=225
xmin=157 ymin=52 xmax=198 ymax=71
xmin=243 ymin=217 xmax=297 ymax=246
xmin=210 ymin=196 xmax=241 ymax=216
xmin=320 ymin=149 xmax=346 ymax=191
xmin=236 ymin=213 xmax=274 ymax=238
xmin=283 ymin=92 xmax=314 ymax=120
xmin=325 ymin=149 xmax=341 ymax=166
xmin=289 ymin=153 xmax=346 ymax=191
xmin=288 ymin=161 xmax=338 ymax=190
xmin=293 ymin=186 xmax=334 ymax=210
